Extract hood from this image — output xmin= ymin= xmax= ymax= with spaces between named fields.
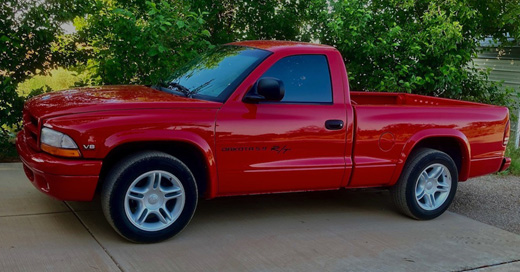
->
xmin=25 ymin=85 xmax=222 ymax=119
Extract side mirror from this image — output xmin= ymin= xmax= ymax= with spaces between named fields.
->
xmin=243 ymin=77 xmax=285 ymax=103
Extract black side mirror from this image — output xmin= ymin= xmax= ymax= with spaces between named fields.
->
xmin=243 ymin=77 xmax=285 ymax=103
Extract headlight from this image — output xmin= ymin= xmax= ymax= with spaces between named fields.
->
xmin=40 ymin=127 xmax=81 ymax=157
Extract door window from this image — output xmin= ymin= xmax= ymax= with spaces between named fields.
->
xmin=261 ymin=55 xmax=333 ymax=103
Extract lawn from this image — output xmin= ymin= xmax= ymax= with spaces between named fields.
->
xmin=505 ymin=138 xmax=520 ymax=175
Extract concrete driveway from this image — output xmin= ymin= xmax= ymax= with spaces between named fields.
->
xmin=1 ymin=162 xmax=519 ymax=272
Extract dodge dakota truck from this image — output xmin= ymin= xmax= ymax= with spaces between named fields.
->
xmin=17 ymin=40 xmax=511 ymax=243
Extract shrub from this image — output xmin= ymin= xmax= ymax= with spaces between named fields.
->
xmin=318 ymin=0 xmax=518 ymax=108
xmin=74 ymin=0 xmax=212 ymax=85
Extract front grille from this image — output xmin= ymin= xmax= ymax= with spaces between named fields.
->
xmin=23 ymin=109 xmax=40 ymax=151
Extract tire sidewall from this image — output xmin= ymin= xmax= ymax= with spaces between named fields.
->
xmin=405 ymin=152 xmax=458 ymax=220
xmin=107 ymin=155 xmax=197 ymax=243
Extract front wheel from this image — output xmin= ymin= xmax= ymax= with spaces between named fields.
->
xmin=101 ymin=151 xmax=198 ymax=243
xmin=391 ymin=148 xmax=458 ymax=220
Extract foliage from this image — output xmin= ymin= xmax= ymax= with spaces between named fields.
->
xmin=190 ymin=0 xmax=326 ymax=44
xmin=507 ymin=148 xmax=520 ymax=176
xmin=2 ymin=0 xmax=520 ymax=163
xmin=191 ymin=0 xmax=519 ymax=108
xmin=0 ymin=136 xmax=19 ymax=162
xmin=17 ymin=68 xmax=86 ymax=97
xmin=0 ymin=0 xmax=86 ymax=158
xmin=74 ymin=0 xmax=212 ymax=85
xmin=1 ymin=0 xmax=61 ymax=138
xmin=504 ymin=132 xmax=520 ymax=176
xmin=318 ymin=0 xmax=517 ymax=107
xmin=468 ymin=0 xmax=520 ymax=42
xmin=50 ymin=33 xmax=93 ymax=70
xmin=0 ymin=79 xmax=24 ymax=134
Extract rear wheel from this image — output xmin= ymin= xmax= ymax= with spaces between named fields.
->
xmin=391 ymin=148 xmax=458 ymax=220
xmin=101 ymin=151 xmax=198 ymax=243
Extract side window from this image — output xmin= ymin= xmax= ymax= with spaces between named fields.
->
xmin=261 ymin=55 xmax=332 ymax=103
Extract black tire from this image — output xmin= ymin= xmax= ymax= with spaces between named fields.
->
xmin=390 ymin=148 xmax=458 ymax=220
xmin=101 ymin=151 xmax=198 ymax=243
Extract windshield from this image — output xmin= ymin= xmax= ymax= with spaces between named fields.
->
xmin=160 ymin=45 xmax=271 ymax=102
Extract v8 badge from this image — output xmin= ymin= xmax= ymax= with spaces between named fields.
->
xmin=83 ymin=144 xmax=96 ymax=150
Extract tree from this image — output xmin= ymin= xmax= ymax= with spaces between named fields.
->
xmin=189 ymin=0 xmax=518 ymax=107
xmin=74 ymin=0 xmax=211 ymax=85
xmin=190 ymin=0 xmax=327 ymax=44
xmin=0 ymin=0 xmax=89 ymax=158
xmin=1 ymin=0 xmax=62 ymax=136
xmin=3 ymin=0 xmax=520 ymax=130
xmin=2 ymin=0 xmax=520 ymax=162
xmin=318 ymin=0 xmax=518 ymax=106
xmin=468 ymin=0 xmax=520 ymax=41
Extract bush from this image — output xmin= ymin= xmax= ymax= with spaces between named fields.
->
xmin=2 ymin=0 xmax=520 ymax=164
xmin=0 ymin=137 xmax=18 ymax=162
xmin=1 ymin=0 xmax=72 ymax=159
xmin=74 ymin=0 xmax=212 ymax=85
xmin=318 ymin=0 xmax=518 ymax=108
xmin=0 ymin=79 xmax=24 ymax=136
xmin=505 ymin=133 xmax=520 ymax=176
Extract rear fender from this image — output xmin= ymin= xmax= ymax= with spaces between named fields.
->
xmin=389 ymin=129 xmax=471 ymax=185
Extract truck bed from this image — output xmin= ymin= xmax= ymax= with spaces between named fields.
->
xmin=350 ymin=91 xmax=494 ymax=107
xmin=348 ymin=91 xmax=508 ymax=188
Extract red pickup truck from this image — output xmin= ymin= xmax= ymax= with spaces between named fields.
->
xmin=17 ymin=41 xmax=511 ymax=243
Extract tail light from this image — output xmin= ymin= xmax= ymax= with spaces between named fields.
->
xmin=503 ymin=120 xmax=510 ymax=146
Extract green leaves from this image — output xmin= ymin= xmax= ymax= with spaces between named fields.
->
xmin=0 ymin=0 xmax=78 ymax=135
xmin=15 ymin=0 xmax=516 ymax=110
xmin=190 ymin=0 xmax=326 ymax=44
xmin=1 ymin=0 xmax=519 ymax=140
xmin=317 ymin=0 xmax=518 ymax=108
xmin=76 ymin=0 xmax=212 ymax=85
xmin=113 ymin=8 xmax=133 ymax=18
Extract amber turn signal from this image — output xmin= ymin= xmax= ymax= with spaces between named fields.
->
xmin=41 ymin=143 xmax=81 ymax=157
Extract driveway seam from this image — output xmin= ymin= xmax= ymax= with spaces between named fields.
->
xmin=0 ymin=211 xmax=71 ymax=218
xmin=64 ymin=202 xmax=125 ymax=272
xmin=455 ymin=259 xmax=520 ymax=271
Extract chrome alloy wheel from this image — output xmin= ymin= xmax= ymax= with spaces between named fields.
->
xmin=414 ymin=163 xmax=452 ymax=211
xmin=124 ymin=170 xmax=185 ymax=232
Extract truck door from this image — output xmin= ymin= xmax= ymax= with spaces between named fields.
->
xmin=215 ymin=53 xmax=350 ymax=195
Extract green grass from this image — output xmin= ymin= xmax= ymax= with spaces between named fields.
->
xmin=16 ymin=67 xmax=85 ymax=97
xmin=505 ymin=140 xmax=520 ymax=176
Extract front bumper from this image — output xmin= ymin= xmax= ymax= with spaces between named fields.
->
xmin=16 ymin=132 xmax=102 ymax=201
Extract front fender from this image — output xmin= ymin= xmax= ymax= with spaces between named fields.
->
xmin=103 ymin=129 xmax=219 ymax=199
xmin=43 ymin=108 xmax=220 ymax=198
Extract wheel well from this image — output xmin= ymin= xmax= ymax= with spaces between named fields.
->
xmin=412 ymin=137 xmax=464 ymax=175
xmin=98 ymin=141 xmax=209 ymax=197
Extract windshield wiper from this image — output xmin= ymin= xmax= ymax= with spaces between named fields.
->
xmin=187 ymin=79 xmax=213 ymax=97
xmin=167 ymin=82 xmax=192 ymax=98
xmin=154 ymin=80 xmax=193 ymax=98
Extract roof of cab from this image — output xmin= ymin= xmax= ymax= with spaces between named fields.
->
xmin=228 ymin=40 xmax=337 ymax=53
